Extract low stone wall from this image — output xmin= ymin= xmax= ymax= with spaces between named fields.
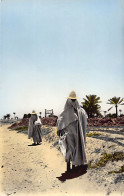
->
xmin=87 ymin=116 xmax=124 ymax=127
xmin=8 ymin=116 xmax=124 ymax=130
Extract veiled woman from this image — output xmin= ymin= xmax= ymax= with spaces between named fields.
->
xmin=57 ymin=91 xmax=88 ymax=171
xmin=28 ymin=110 xmax=42 ymax=145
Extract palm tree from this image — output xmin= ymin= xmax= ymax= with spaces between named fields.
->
xmin=104 ymin=111 xmax=107 ymax=117
xmin=13 ymin=112 xmax=16 ymax=119
xmin=119 ymin=109 xmax=122 ymax=116
xmin=4 ymin=114 xmax=10 ymax=120
xmin=82 ymin=95 xmax=102 ymax=118
xmin=107 ymin=97 xmax=124 ymax=117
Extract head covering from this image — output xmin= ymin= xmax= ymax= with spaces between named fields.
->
xmin=68 ymin=91 xmax=78 ymax=99
xmin=57 ymin=99 xmax=79 ymax=131
xmin=31 ymin=110 xmax=37 ymax=114
xmin=64 ymin=99 xmax=80 ymax=110
xmin=57 ymin=99 xmax=88 ymax=132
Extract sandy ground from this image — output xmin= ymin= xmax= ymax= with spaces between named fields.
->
xmin=0 ymin=124 xmax=124 ymax=196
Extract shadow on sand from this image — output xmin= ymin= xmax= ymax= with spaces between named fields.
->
xmin=56 ymin=165 xmax=88 ymax=182
xmin=28 ymin=143 xmax=41 ymax=146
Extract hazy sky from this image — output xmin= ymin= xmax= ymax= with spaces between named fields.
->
xmin=0 ymin=0 xmax=124 ymax=118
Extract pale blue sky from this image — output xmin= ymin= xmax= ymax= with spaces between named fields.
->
xmin=0 ymin=0 xmax=124 ymax=118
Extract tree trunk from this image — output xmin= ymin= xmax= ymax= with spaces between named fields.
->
xmin=115 ymin=105 xmax=118 ymax=117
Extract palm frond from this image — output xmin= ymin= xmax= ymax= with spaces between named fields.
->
xmin=107 ymin=106 xmax=113 ymax=111
xmin=118 ymin=98 xmax=124 ymax=104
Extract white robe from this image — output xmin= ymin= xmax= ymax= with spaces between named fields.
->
xmin=57 ymin=99 xmax=88 ymax=165
xmin=28 ymin=114 xmax=42 ymax=143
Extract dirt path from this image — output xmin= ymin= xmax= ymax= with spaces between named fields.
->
xmin=0 ymin=124 xmax=112 ymax=196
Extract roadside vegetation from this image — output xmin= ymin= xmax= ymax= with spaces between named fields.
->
xmin=89 ymin=152 xmax=124 ymax=169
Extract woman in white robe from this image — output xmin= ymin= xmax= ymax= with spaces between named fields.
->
xmin=28 ymin=110 xmax=42 ymax=145
xmin=57 ymin=91 xmax=88 ymax=171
